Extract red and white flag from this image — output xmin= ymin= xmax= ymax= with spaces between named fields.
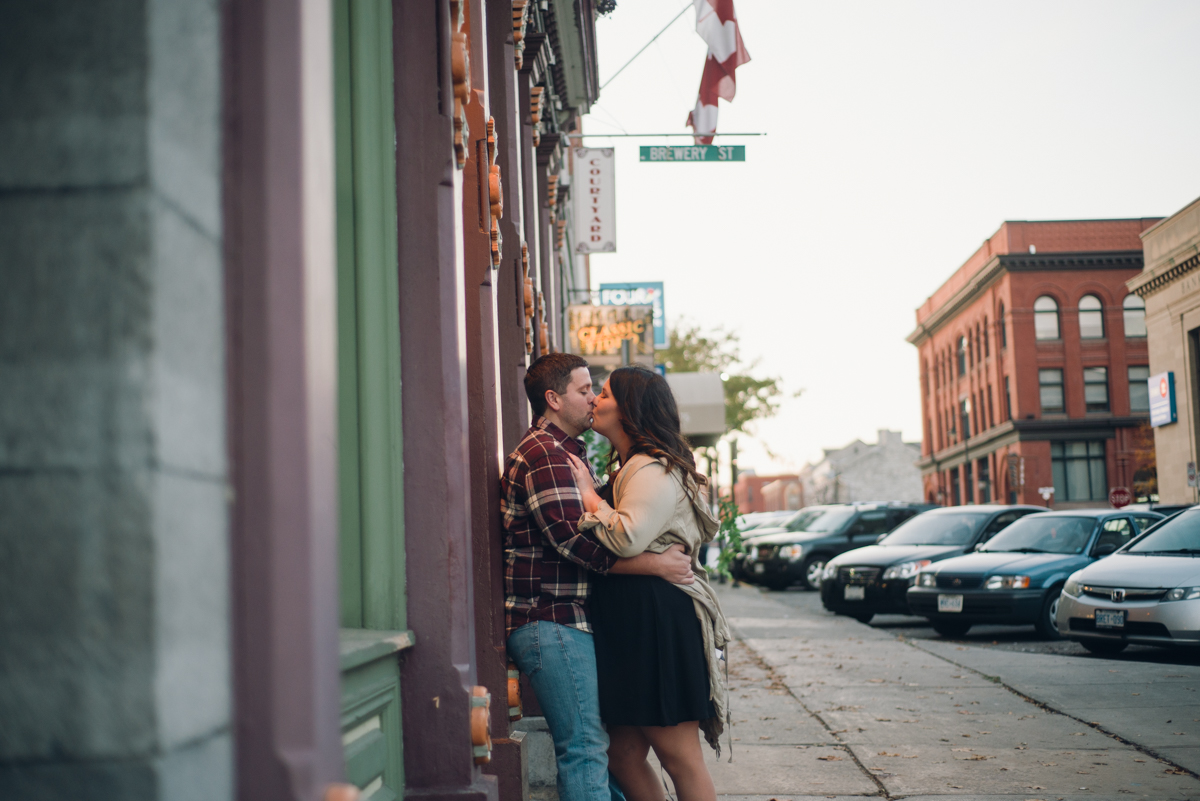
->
xmin=685 ymin=0 xmax=751 ymax=144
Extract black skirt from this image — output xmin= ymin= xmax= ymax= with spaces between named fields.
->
xmin=591 ymin=573 xmax=716 ymax=727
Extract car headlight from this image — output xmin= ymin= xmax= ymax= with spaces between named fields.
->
xmin=882 ymin=560 xmax=932 ymax=581
xmin=984 ymin=575 xmax=1031 ymax=590
xmin=822 ymin=563 xmax=838 ymax=581
xmin=1063 ymin=577 xmax=1081 ymax=597
xmin=780 ymin=544 xmax=804 ymax=561
xmin=1163 ymin=587 xmax=1200 ymax=602
xmin=918 ymin=572 xmax=937 ymax=588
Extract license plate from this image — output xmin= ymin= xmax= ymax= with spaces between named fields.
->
xmin=1095 ymin=609 xmax=1125 ymax=629
xmin=753 ymin=563 xmax=764 ymax=574
xmin=844 ymin=585 xmax=865 ymax=601
xmin=938 ymin=594 xmax=964 ymax=613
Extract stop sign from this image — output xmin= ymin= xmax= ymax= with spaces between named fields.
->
xmin=1109 ymin=487 xmax=1133 ymax=508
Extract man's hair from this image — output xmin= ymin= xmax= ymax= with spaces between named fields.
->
xmin=525 ymin=353 xmax=589 ymax=417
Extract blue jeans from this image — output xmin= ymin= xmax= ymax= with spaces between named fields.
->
xmin=507 ymin=621 xmax=625 ymax=801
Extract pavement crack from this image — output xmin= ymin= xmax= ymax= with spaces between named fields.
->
xmin=733 ymin=640 xmax=893 ymax=799
xmin=901 ymin=637 xmax=1200 ymax=782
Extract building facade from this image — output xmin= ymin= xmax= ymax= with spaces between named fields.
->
xmin=733 ymin=472 xmax=801 ymax=513
xmin=799 ymin=430 xmax=922 ymax=505
xmin=1128 ymin=197 xmax=1200 ymax=505
xmin=1 ymin=1 xmax=605 ymax=799
xmin=909 ymin=220 xmax=1160 ymax=510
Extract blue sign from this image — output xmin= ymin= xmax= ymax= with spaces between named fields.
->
xmin=1149 ymin=371 xmax=1177 ymax=427
xmin=598 ymin=282 xmax=666 ymax=348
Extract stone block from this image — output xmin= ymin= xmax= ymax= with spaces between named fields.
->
xmin=152 ymin=470 xmax=229 ymax=749
xmin=0 ymin=0 xmax=149 ymax=189
xmin=149 ymin=197 xmax=225 ymax=477
xmin=511 ymin=716 xmax=556 ymax=788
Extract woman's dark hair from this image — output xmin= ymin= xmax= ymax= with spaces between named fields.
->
xmin=605 ymin=365 xmax=707 ymax=492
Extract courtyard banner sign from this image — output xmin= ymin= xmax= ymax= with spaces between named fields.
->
xmin=566 ymin=304 xmax=654 ymax=367
xmin=573 ymin=148 xmax=616 ymax=253
xmin=598 ymin=282 xmax=666 ymax=347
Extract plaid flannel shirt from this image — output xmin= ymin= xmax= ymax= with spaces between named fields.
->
xmin=501 ymin=417 xmax=618 ymax=636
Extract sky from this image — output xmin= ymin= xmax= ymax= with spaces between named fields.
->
xmin=583 ymin=0 xmax=1200 ymax=481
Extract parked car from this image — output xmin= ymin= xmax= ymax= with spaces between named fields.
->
xmin=820 ymin=505 xmax=1045 ymax=623
xmin=906 ymin=509 xmax=1164 ymax=639
xmin=1057 ymin=505 xmax=1200 ymax=654
xmin=736 ymin=510 xmax=795 ymax=533
xmin=735 ymin=502 xmax=937 ymax=591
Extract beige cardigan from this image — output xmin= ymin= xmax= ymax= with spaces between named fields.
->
xmin=578 ymin=452 xmax=731 ymax=755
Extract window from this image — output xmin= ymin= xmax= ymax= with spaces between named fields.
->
xmin=1004 ymin=376 xmax=1012 ymax=420
xmin=987 ymin=385 xmax=994 ymax=428
xmin=1051 ymin=441 xmax=1107 ymax=501
xmin=998 ymin=303 xmax=1007 ymax=348
xmin=1039 ymin=368 xmax=1064 ymax=413
xmin=1094 ymin=517 xmax=1133 ymax=555
xmin=983 ymin=317 xmax=990 ymax=357
xmin=1123 ymin=294 xmax=1146 ymax=338
xmin=1084 ymin=366 xmax=1109 ymax=412
xmin=1034 ymin=296 xmax=1060 ymax=340
xmin=964 ymin=461 xmax=974 ymax=504
xmin=1078 ymin=294 xmax=1104 ymax=339
xmin=957 ymin=336 xmax=967 ymax=376
xmin=1129 ymin=365 xmax=1150 ymax=413
xmin=950 ymin=469 xmax=961 ymax=506
xmin=978 ymin=457 xmax=991 ymax=503
xmin=960 ymin=398 xmax=970 ymax=441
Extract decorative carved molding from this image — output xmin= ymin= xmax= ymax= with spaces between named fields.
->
xmin=512 ymin=0 xmax=529 ymax=70
xmin=450 ymin=29 xmax=471 ymax=169
xmin=1131 ymin=252 xmax=1200 ymax=298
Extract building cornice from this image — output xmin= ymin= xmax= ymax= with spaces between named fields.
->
xmin=907 ymin=250 xmax=1145 ymax=346
xmin=1128 ymin=251 xmax=1200 ymax=299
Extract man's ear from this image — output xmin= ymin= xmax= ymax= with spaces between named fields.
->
xmin=544 ymin=389 xmax=562 ymax=412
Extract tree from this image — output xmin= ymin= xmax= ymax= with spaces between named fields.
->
xmin=659 ymin=322 xmax=790 ymax=434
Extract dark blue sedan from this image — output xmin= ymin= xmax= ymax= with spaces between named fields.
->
xmin=906 ymin=509 xmax=1164 ymax=639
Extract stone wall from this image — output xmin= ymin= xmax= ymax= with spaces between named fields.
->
xmin=0 ymin=2 xmax=230 ymax=799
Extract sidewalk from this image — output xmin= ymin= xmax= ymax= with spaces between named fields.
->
xmin=697 ymin=583 xmax=1200 ymax=800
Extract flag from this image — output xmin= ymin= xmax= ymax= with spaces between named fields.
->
xmin=685 ymin=0 xmax=751 ymax=144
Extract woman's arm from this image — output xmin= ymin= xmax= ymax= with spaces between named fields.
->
xmin=574 ymin=457 xmax=678 ymax=557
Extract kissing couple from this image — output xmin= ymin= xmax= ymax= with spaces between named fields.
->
xmin=501 ymin=353 xmax=730 ymax=801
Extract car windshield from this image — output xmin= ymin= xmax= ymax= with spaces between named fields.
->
xmin=880 ymin=512 xmax=991 ymax=546
xmin=980 ymin=516 xmax=1094 ymax=555
xmin=787 ymin=507 xmax=857 ymax=533
xmin=1127 ymin=508 xmax=1200 ymax=554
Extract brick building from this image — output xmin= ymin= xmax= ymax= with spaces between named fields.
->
xmin=908 ymin=219 xmax=1161 ymax=509
xmin=734 ymin=471 xmax=801 ymax=513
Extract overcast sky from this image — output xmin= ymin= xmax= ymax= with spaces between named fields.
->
xmin=584 ymin=0 xmax=1200 ymax=480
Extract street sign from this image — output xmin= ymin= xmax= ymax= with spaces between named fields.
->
xmin=1038 ymin=486 xmax=1055 ymax=506
xmin=1149 ymin=371 xmax=1177 ymax=427
xmin=1109 ymin=487 xmax=1132 ymax=508
xmin=599 ymin=282 xmax=666 ymax=347
xmin=573 ymin=148 xmax=616 ymax=253
xmin=639 ymin=145 xmax=745 ymax=162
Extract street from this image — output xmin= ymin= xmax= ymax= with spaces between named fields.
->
xmin=689 ymin=583 xmax=1200 ymax=800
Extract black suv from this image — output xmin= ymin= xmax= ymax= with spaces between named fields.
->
xmin=735 ymin=502 xmax=937 ymax=591
xmin=820 ymin=504 xmax=1045 ymax=623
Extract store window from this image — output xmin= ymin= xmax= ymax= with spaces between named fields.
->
xmin=1123 ymin=294 xmax=1146 ymax=338
xmin=963 ymin=461 xmax=974 ymax=504
xmin=1051 ymin=441 xmax=1107 ymax=502
xmin=1084 ymin=366 xmax=1109 ymax=412
xmin=1039 ymin=368 xmax=1064 ymax=413
xmin=1035 ymin=296 xmax=1060 ymax=340
xmin=978 ymin=457 xmax=991 ymax=503
xmin=1129 ymin=365 xmax=1150 ymax=413
xmin=1078 ymin=294 xmax=1104 ymax=339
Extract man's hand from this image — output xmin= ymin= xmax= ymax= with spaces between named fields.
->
xmin=611 ymin=543 xmax=695 ymax=584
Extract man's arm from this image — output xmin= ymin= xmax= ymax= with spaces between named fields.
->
xmin=611 ymin=543 xmax=695 ymax=584
xmin=524 ymin=450 xmax=618 ymax=573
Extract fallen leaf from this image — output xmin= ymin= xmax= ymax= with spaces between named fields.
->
xmin=878 ymin=752 xmax=900 ymax=757
xmin=759 ymin=736 xmax=772 ymax=740
xmin=951 ymin=747 xmax=973 ymax=752
xmin=817 ymin=755 xmax=843 ymax=762
xmin=962 ymin=754 xmax=993 ymax=761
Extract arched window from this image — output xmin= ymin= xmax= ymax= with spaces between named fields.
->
xmin=957 ymin=336 xmax=967 ymax=376
xmin=1078 ymin=294 xmax=1104 ymax=339
xmin=1034 ymin=296 xmax=1060 ymax=340
xmin=1123 ymin=294 xmax=1146 ymax=338
xmin=998 ymin=303 xmax=1007 ymax=348
xmin=983 ymin=317 xmax=989 ymax=357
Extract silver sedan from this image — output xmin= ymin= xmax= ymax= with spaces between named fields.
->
xmin=1057 ymin=507 xmax=1200 ymax=655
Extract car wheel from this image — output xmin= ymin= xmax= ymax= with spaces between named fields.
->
xmin=801 ymin=555 xmax=826 ymax=591
xmin=854 ymin=613 xmax=874 ymax=625
xmin=932 ymin=621 xmax=971 ymax=638
xmin=1080 ymin=638 xmax=1128 ymax=656
xmin=1034 ymin=585 xmax=1064 ymax=640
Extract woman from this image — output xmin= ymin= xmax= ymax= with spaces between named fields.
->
xmin=565 ymin=365 xmax=729 ymax=801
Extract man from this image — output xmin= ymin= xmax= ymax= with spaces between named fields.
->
xmin=502 ymin=354 xmax=694 ymax=801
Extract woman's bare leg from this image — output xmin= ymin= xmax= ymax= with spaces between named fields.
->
xmin=607 ymin=726 xmax=665 ymax=801
xmin=641 ymin=722 xmax=716 ymax=801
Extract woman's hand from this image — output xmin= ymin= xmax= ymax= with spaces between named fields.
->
xmin=566 ymin=452 xmax=602 ymax=513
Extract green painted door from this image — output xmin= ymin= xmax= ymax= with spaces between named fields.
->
xmin=334 ymin=0 xmax=410 ymax=798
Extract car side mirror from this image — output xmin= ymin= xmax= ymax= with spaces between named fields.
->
xmin=971 ymin=543 xmax=983 ymax=552
xmin=875 ymin=533 xmax=887 ymax=544
xmin=1094 ymin=543 xmax=1118 ymax=557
